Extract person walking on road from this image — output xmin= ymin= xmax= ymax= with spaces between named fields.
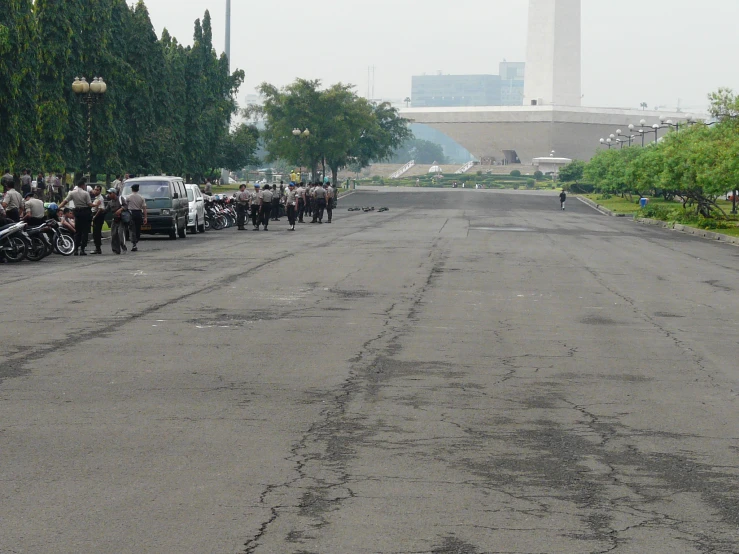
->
xmin=325 ymin=181 xmax=334 ymax=223
xmin=311 ymin=181 xmax=327 ymax=223
xmin=271 ymin=182 xmax=282 ymax=221
xmin=106 ymin=188 xmax=127 ymax=255
xmin=236 ymin=184 xmax=249 ymax=230
xmin=260 ymin=185 xmax=273 ymax=230
xmin=126 ymin=184 xmax=147 ymax=251
xmin=91 ymin=185 xmax=106 ymax=254
xmin=204 ymin=179 xmax=213 ymax=196
xmin=296 ymin=182 xmax=306 ymax=223
xmin=59 ymin=178 xmax=93 ymax=255
xmin=285 ymin=182 xmax=297 ymax=231
xmin=250 ymin=184 xmax=261 ymax=230
xmin=560 ymin=190 xmax=567 ymax=211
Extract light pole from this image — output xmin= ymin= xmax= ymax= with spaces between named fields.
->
xmin=618 ymin=128 xmax=638 ymax=147
xmin=292 ymin=128 xmax=310 ymax=181
xmin=599 ymin=137 xmax=615 ymax=149
xmin=72 ymin=76 xmax=107 ymax=181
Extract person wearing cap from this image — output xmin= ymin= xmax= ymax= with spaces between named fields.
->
xmin=260 ymin=184 xmax=274 ymax=230
xmin=250 ymin=184 xmax=261 ymax=230
xmin=59 ymin=178 xmax=93 ymax=255
xmin=105 ymin=187 xmax=127 ymax=255
xmin=23 ymin=191 xmax=45 ymax=227
xmin=126 ymin=183 xmax=147 ymax=251
xmin=285 ymin=183 xmax=298 ymax=231
xmin=236 ymin=184 xmax=249 ymax=230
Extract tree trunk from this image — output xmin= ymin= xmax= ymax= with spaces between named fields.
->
xmin=331 ymin=167 xmax=339 ymax=188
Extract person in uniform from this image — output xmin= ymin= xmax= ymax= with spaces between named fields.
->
xmin=559 ymin=190 xmax=567 ymax=211
xmin=126 ymin=183 xmax=148 ymax=252
xmin=106 ymin=187 xmax=127 ymax=255
xmin=311 ymin=181 xmax=327 ymax=223
xmin=236 ymin=184 xmax=249 ymax=230
xmin=20 ymin=169 xmax=33 ymax=197
xmin=250 ymin=184 xmax=261 ymax=230
xmin=325 ymin=181 xmax=335 ymax=223
xmin=2 ymin=180 xmax=24 ymax=222
xmin=58 ymin=178 xmax=93 ymax=255
xmin=296 ymin=182 xmax=306 ymax=223
xmin=23 ymin=192 xmax=45 ymax=227
xmin=271 ymin=181 xmax=282 ymax=221
xmin=260 ymin=184 xmax=274 ymax=230
xmin=90 ymin=185 xmax=106 ymax=254
xmin=285 ymin=182 xmax=298 ymax=231
xmin=305 ymin=183 xmax=314 ymax=219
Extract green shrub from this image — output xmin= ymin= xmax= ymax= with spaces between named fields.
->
xmin=526 ymin=179 xmax=536 ymax=188
xmin=510 ymin=170 xmax=522 ymax=177
xmin=371 ymin=175 xmax=381 ymax=182
xmin=533 ymin=171 xmax=544 ymax=180
xmin=638 ymin=204 xmax=670 ymax=220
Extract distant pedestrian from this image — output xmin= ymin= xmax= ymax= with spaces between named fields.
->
xmin=325 ymin=181 xmax=334 ymax=223
xmin=250 ymin=184 xmax=261 ymax=230
xmin=106 ymin=187 xmax=127 ymax=255
xmin=36 ymin=172 xmax=46 ymax=200
xmin=560 ymin=190 xmax=567 ymax=211
xmin=1 ymin=169 xmax=13 ymax=191
xmin=260 ymin=184 xmax=273 ymax=230
xmin=311 ymin=181 xmax=327 ymax=223
xmin=59 ymin=178 xmax=93 ymax=255
xmin=91 ymin=185 xmax=106 ymax=254
xmin=296 ymin=182 xmax=306 ymax=223
xmin=50 ymin=173 xmax=63 ymax=202
xmin=285 ymin=183 xmax=297 ymax=231
xmin=20 ymin=169 xmax=32 ymax=197
xmin=204 ymin=179 xmax=213 ymax=195
xmin=236 ymin=184 xmax=249 ymax=230
xmin=126 ymin=183 xmax=147 ymax=251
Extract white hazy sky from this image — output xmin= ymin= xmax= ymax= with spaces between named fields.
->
xmin=145 ymin=0 xmax=739 ymax=112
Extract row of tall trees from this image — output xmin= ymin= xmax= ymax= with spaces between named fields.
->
xmin=559 ymin=89 xmax=739 ymax=217
xmin=0 ymin=0 xmax=253 ymax=181
xmin=251 ymin=79 xmax=412 ymax=185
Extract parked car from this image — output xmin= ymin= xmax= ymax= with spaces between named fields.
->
xmin=185 ymin=184 xmax=206 ymax=234
xmin=121 ymin=176 xmax=189 ymax=239
xmin=726 ymin=191 xmax=739 ymax=201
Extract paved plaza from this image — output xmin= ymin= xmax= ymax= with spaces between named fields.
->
xmin=1 ymin=189 xmax=738 ymax=553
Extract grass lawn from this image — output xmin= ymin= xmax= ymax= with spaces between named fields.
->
xmin=582 ymin=194 xmax=670 ymax=215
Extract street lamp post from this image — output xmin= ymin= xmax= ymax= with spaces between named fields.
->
xmin=599 ymin=137 xmax=615 ymax=149
xmin=292 ymin=127 xmax=310 ymax=181
xmin=72 ymin=76 xmax=107 ymax=181
xmin=618 ymin=128 xmax=638 ymax=147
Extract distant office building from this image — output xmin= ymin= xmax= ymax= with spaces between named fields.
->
xmin=411 ymin=63 xmax=525 ymax=108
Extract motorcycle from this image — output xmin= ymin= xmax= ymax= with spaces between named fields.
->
xmin=0 ymin=221 xmax=29 ymax=263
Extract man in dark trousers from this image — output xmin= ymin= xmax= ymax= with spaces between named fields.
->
xmin=126 ymin=183 xmax=148 ymax=251
xmin=91 ymin=185 xmax=106 ymax=254
xmin=59 ymin=178 xmax=93 ymax=255
xmin=260 ymin=184 xmax=273 ymax=230
xmin=236 ymin=184 xmax=249 ymax=230
xmin=559 ymin=190 xmax=567 ymax=211
xmin=311 ymin=182 xmax=327 ymax=223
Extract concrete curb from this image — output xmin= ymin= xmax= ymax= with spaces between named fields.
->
xmin=576 ymin=195 xmax=631 ymax=217
xmin=634 ymin=217 xmax=739 ymax=246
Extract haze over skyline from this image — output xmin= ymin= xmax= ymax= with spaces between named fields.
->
xmin=144 ymin=0 xmax=739 ymax=113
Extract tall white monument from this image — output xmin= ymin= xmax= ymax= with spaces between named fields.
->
xmin=523 ymin=0 xmax=581 ymax=107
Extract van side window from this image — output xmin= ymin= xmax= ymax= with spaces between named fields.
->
xmin=178 ymin=182 xmax=186 ymax=199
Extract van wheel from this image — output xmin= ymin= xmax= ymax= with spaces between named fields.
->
xmin=178 ymin=218 xmax=187 ymax=238
xmin=169 ymin=219 xmax=178 ymax=240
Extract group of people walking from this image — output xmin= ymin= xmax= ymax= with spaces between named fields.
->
xmin=234 ymin=181 xmax=336 ymax=231
xmin=1 ymin=168 xmax=65 ymax=202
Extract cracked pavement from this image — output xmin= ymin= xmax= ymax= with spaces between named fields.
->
xmin=1 ymin=188 xmax=738 ymax=553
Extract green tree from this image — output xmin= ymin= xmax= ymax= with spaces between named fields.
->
xmin=220 ymin=123 xmax=259 ymax=172
xmin=0 ymin=0 xmax=39 ymax=169
xmin=558 ymin=160 xmax=585 ymax=183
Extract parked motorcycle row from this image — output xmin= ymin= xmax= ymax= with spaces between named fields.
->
xmin=0 ymin=216 xmax=75 ymax=263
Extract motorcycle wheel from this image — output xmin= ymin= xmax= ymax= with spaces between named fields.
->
xmin=1 ymin=236 xmax=27 ymax=263
xmin=54 ymin=233 xmax=75 ymax=256
xmin=26 ymin=236 xmax=49 ymax=262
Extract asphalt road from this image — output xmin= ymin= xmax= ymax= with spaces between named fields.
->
xmin=1 ymin=188 xmax=738 ymax=554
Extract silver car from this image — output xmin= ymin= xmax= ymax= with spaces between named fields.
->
xmin=185 ymin=184 xmax=206 ymax=233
